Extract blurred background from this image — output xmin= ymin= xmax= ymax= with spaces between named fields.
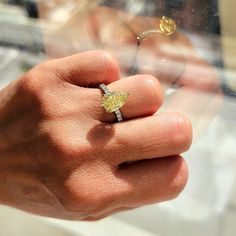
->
xmin=0 ymin=0 xmax=235 ymax=235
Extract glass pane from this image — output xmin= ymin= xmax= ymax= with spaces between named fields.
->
xmin=0 ymin=1 xmax=235 ymax=235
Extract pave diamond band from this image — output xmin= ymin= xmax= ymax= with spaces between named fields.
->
xmin=99 ymin=83 xmax=128 ymax=122
xmin=99 ymin=83 xmax=110 ymax=95
xmin=114 ymin=110 xmax=123 ymax=123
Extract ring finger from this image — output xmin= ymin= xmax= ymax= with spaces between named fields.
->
xmin=87 ymin=74 xmax=163 ymax=122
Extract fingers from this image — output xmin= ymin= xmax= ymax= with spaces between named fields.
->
xmin=116 ymin=156 xmax=188 ymax=207
xmin=77 ymin=157 xmax=188 ymax=221
xmin=46 ymin=50 xmax=120 ymax=87
xmin=87 ymin=74 xmax=163 ymax=122
xmin=103 ymin=112 xmax=192 ymax=164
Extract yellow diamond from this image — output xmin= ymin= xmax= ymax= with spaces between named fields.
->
xmin=102 ymin=92 xmax=129 ymax=113
xmin=160 ymin=16 xmax=177 ymax=36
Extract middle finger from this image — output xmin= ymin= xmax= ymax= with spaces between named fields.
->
xmin=105 ymin=112 xmax=192 ymax=165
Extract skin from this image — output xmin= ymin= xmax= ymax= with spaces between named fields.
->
xmin=0 ymin=5 xmax=221 ymax=221
xmin=0 ymin=50 xmax=192 ymax=220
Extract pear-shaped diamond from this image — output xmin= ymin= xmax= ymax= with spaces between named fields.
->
xmin=102 ymin=92 xmax=129 ymax=113
xmin=160 ymin=16 xmax=177 ymax=35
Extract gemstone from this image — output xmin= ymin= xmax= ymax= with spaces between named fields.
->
xmin=102 ymin=92 xmax=129 ymax=113
xmin=160 ymin=16 xmax=177 ymax=36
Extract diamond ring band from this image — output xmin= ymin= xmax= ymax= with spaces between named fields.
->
xmin=99 ymin=83 xmax=129 ymax=122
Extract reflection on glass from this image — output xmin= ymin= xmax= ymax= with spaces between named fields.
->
xmin=0 ymin=1 xmax=235 ymax=236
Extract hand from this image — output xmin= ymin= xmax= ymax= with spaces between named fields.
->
xmin=0 ymin=51 xmax=192 ymax=220
xmin=39 ymin=5 xmax=222 ymax=138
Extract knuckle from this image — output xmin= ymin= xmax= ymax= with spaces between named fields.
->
xmin=20 ymin=62 xmax=67 ymax=118
xmin=51 ymin=60 xmax=74 ymax=81
xmin=93 ymin=50 xmax=119 ymax=66
xmin=21 ymin=69 xmax=41 ymax=95
xmin=168 ymin=113 xmax=192 ymax=152
xmin=99 ymin=50 xmax=120 ymax=76
xmin=165 ymin=157 xmax=189 ymax=200
xmin=81 ymin=185 xmax=119 ymax=215
xmin=49 ymin=134 xmax=88 ymax=159
xmin=139 ymin=75 xmax=163 ymax=109
xmin=62 ymin=172 xmax=118 ymax=215
xmin=20 ymin=63 xmax=51 ymax=97
xmin=87 ymin=50 xmax=120 ymax=83
xmin=64 ymin=190 xmax=115 ymax=216
xmin=39 ymin=60 xmax=66 ymax=83
xmin=59 ymin=186 xmax=101 ymax=215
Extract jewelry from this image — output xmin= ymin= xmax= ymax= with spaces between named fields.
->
xmin=137 ymin=16 xmax=177 ymax=42
xmin=99 ymin=83 xmax=129 ymax=122
xmin=134 ymin=16 xmax=184 ymax=86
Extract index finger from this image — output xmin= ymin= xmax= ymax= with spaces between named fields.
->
xmin=46 ymin=50 xmax=120 ymax=87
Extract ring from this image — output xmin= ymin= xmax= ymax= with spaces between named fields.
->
xmin=137 ymin=16 xmax=177 ymax=42
xmin=99 ymin=83 xmax=129 ymax=122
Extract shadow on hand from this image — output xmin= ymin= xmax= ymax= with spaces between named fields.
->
xmin=87 ymin=123 xmax=115 ymax=145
